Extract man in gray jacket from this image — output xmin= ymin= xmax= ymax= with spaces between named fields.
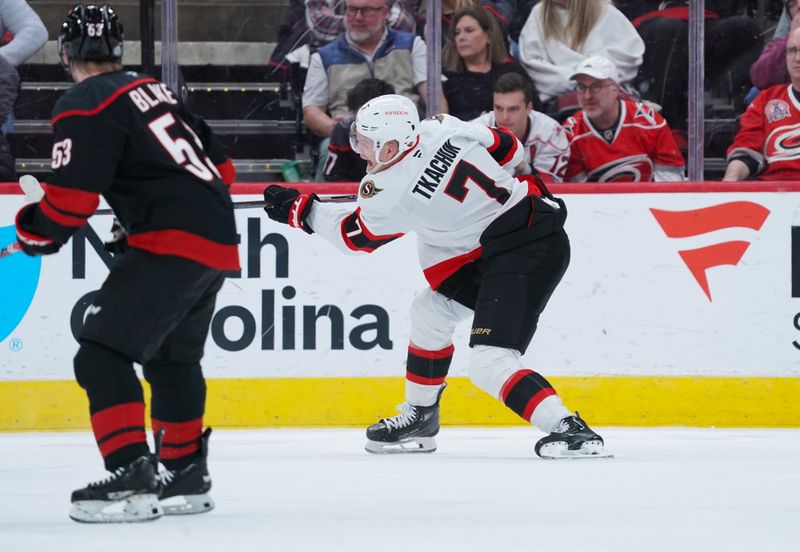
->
xmin=0 ymin=0 xmax=48 ymax=180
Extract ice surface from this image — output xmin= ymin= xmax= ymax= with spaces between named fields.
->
xmin=0 ymin=427 xmax=797 ymax=551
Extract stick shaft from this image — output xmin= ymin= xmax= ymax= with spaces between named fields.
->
xmin=93 ymin=194 xmax=357 ymax=216
xmin=3 ymin=194 xmax=358 ymax=258
xmin=0 ymin=241 xmax=21 ymax=259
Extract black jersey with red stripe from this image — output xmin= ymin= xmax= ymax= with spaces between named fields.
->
xmin=26 ymin=70 xmax=239 ymax=270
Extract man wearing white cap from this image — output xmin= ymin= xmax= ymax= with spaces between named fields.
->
xmin=563 ymin=55 xmax=686 ymax=182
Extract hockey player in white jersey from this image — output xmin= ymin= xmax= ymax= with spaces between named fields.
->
xmin=473 ymin=72 xmax=570 ymax=182
xmin=263 ymin=94 xmax=610 ymax=459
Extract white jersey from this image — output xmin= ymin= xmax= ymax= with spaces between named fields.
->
xmin=307 ymin=114 xmax=528 ymax=290
xmin=474 ymin=110 xmax=570 ymax=182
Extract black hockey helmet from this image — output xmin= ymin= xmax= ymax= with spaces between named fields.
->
xmin=57 ymin=4 xmax=124 ymax=63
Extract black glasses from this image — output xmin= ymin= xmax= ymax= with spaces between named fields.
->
xmin=576 ymin=82 xmax=613 ymax=94
xmin=345 ymin=5 xmax=385 ymax=16
xmin=787 ymin=47 xmax=800 ymax=57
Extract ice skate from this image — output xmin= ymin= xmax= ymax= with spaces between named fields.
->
xmin=535 ymin=412 xmax=613 ymax=459
xmin=365 ymin=384 xmax=446 ymax=454
xmin=69 ymin=455 xmax=163 ymax=523
xmin=158 ymin=428 xmax=215 ymax=515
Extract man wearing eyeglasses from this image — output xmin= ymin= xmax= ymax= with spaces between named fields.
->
xmin=725 ymin=26 xmax=800 ymax=181
xmin=302 ymin=0 xmax=434 ymax=141
xmin=562 ymin=55 xmax=685 ymax=182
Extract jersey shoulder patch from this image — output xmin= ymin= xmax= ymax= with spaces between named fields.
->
xmin=629 ymin=101 xmax=659 ymax=126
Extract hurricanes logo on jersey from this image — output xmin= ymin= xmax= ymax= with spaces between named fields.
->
xmin=588 ymin=155 xmax=653 ymax=182
xmin=765 ymin=122 xmax=800 ymax=163
xmin=359 ymin=180 xmax=382 ymax=199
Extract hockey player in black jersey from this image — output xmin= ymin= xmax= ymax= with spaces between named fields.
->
xmin=13 ymin=4 xmax=239 ymax=522
xmin=263 ymin=94 xmax=611 ymax=460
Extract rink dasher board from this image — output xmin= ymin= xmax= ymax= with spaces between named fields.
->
xmin=1 ymin=184 xmax=799 ymax=428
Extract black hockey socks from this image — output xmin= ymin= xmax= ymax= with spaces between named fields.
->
xmin=152 ymin=417 xmax=204 ymax=471
xmin=144 ymin=359 xmax=206 ymax=471
xmin=499 ymin=369 xmax=556 ymax=422
xmin=74 ymin=341 xmax=148 ymax=470
xmin=406 ymin=343 xmax=453 ymax=386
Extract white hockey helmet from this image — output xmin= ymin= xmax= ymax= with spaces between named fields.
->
xmin=350 ymin=94 xmax=420 ymax=168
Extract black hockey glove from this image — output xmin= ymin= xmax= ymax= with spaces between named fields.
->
xmin=103 ymin=218 xmax=129 ymax=255
xmin=263 ymin=185 xmax=318 ymax=234
xmin=14 ymin=203 xmax=62 ymax=256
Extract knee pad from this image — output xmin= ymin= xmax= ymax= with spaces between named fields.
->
xmin=467 ymin=345 xmax=521 ymax=398
xmin=74 ymin=341 xmax=134 ymax=390
xmin=409 ymin=288 xmax=471 ymax=350
xmin=73 ymin=341 xmax=141 ymax=412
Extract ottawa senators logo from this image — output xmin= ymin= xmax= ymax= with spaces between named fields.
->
xmin=587 ymin=155 xmax=654 ymax=182
xmin=359 ymin=179 xmax=382 ymax=199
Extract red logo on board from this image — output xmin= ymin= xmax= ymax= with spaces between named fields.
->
xmin=651 ymin=202 xmax=770 ymax=301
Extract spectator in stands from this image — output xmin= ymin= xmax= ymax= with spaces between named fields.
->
xmin=268 ymin=0 xmax=417 ymax=79
xmin=562 ymin=56 xmax=686 ymax=182
xmin=634 ymin=1 xmax=761 ymax=133
xmin=442 ymin=5 xmax=528 ymax=121
xmin=0 ymin=0 xmax=47 ymax=181
xmin=724 ymin=26 xmax=800 ymax=181
xmin=306 ymin=0 xmax=416 ymax=48
xmin=415 ymin=0 xmax=516 ymax=42
xmin=517 ymin=0 xmax=644 ymax=119
xmin=324 ymin=78 xmax=394 ymax=181
xmin=302 ymin=0 xmax=432 ymax=139
xmin=473 ymin=72 xmax=570 ymax=182
xmin=750 ymin=0 xmax=799 ymax=90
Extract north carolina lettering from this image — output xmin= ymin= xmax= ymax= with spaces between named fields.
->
xmin=411 ymin=139 xmax=462 ymax=199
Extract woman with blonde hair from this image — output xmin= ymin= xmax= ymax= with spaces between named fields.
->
xmin=441 ymin=5 xmax=531 ymax=120
xmin=518 ymin=0 xmax=644 ymax=113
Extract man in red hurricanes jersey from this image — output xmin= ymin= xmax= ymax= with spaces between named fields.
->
xmin=724 ymin=26 xmax=800 ymax=181
xmin=563 ymin=55 xmax=686 ymax=183
xmin=13 ymin=4 xmax=238 ymax=523
xmin=262 ymin=94 xmax=612 ymax=460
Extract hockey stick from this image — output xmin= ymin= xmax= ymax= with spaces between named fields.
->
xmin=91 ymin=194 xmax=357 ymax=216
xmin=15 ymin=175 xmax=356 ymax=215
xmin=0 ymin=176 xmax=45 ymax=259
xmin=0 ymin=241 xmax=21 ymax=259
xmin=2 ymin=193 xmax=357 ymax=259
xmin=19 ymin=174 xmax=45 ymax=203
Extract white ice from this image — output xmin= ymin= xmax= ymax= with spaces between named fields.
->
xmin=0 ymin=427 xmax=798 ymax=552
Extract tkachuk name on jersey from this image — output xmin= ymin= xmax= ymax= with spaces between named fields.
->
xmin=128 ymin=82 xmax=178 ymax=113
xmin=411 ymin=139 xmax=462 ymax=200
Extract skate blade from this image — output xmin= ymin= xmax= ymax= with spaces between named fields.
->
xmin=161 ymin=493 xmax=215 ymax=515
xmin=70 ymin=493 xmax=163 ymax=523
xmin=537 ymin=440 xmax=614 ymax=460
xmin=365 ymin=436 xmax=437 ymax=454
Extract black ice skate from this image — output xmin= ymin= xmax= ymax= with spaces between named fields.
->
xmin=69 ymin=455 xmax=163 ymax=523
xmin=535 ymin=412 xmax=613 ymax=459
xmin=158 ymin=427 xmax=215 ymax=515
xmin=365 ymin=384 xmax=446 ymax=454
